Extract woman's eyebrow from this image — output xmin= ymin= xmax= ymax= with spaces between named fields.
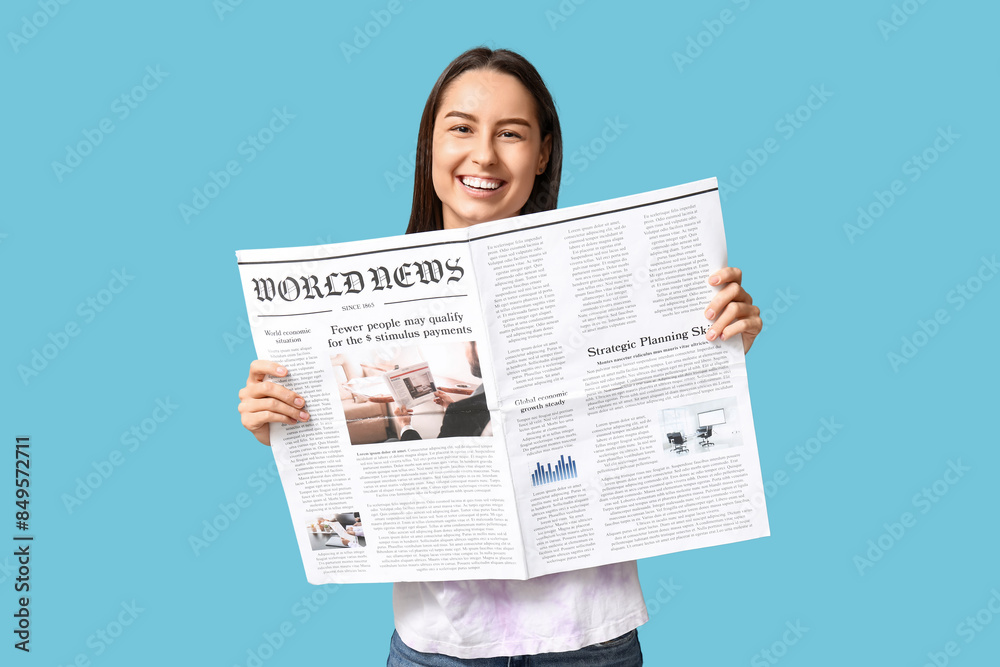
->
xmin=443 ymin=110 xmax=533 ymax=127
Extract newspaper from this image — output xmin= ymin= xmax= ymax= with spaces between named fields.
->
xmin=236 ymin=177 xmax=770 ymax=584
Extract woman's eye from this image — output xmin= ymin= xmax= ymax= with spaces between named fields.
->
xmin=452 ymin=125 xmax=471 ymax=134
xmin=500 ymin=131 xmax=522 ymax=139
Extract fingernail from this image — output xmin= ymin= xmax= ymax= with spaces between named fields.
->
xmin=706 ymin=329 xmax=717 ymax=341
xmin=294 ymin=398 xmax=304 ymax=407
xmin=705 ymin=308 xmax=715 ymax=319
xmin=709 ymin=276 xmax=720 ymax=285
xmin=299 ymin=411 xmax=309 ymax=420
xmin=277 ymin=366 xmax=287 ymax=376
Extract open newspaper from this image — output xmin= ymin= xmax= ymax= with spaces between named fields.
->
xmin=236 ymin=177 xmax=769 ymax=584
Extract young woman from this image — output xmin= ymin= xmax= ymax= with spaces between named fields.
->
xmin=238 ymin=47 xmax=762 ymax=666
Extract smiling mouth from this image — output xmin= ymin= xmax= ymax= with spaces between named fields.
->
xmin=459 ymin=176 xmax=506 ymax=191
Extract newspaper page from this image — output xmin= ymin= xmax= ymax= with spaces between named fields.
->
xmin=468 ymin=177 xmax=769 ymax=578
xmin=235 ymin=177 xmax=769 ymax=584
xmin=236 ymin=229 xmax=528 ymax=584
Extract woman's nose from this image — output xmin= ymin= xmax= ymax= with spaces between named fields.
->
xmin=470 ymin=135 xmax=497 ymax=166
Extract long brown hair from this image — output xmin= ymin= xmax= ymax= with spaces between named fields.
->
xmin=405 ymin=47 xmax=563 ymax=234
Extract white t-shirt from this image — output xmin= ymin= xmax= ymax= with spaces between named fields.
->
xmin=393 ymin=561 xmax=648 ymax=659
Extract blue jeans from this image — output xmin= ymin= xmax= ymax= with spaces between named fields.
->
xmin=387 ymin=628 xmax=643 ymax=666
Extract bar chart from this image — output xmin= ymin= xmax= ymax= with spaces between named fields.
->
xmin=531 ymin=454 xmax=578 ymax=487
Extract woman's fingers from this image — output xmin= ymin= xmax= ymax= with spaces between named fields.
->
xmin=708 ymin=301 xmax=761 ymax=342
xmin=247 ymin=359 xmax=288 ymax=384
xmin=239 ymin=360 xmax=306 ymax=447
xmin=704 ymin=281 xmax=750 ymax=321
xmin=720 ymin=314 xmax=761 ymax=343
xmin=240 ymin=360 xmax=305 ymax=408
xmin=705 ymin=267 xmax=760 ymax=354
xmin=708 ymin=266 xmax=743 ymax=287
xmin=241 ymin=409 xmax=296 ymax=433
xmin=239 ymin=377 xmax=305 ymax=408
xmin=239 ymin=397 xmax=309 ymax=424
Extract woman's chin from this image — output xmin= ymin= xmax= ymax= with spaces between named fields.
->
xmin=449 ymin=205 xmax=517 ymax=227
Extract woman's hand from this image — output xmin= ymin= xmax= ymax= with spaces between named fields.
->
xmin=705 ymin=267 xmax=762 ymax=354
xmin=238 ymin=360 xmax=309 ymax=447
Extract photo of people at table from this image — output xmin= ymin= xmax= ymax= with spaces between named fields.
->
xmin=330 ymin=340 xmax=491 ymax=445
xmin=306 ymin=511 xmax=366 ymax=551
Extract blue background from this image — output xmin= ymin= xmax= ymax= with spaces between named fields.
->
xmin=4 ymin=1 xmax=998 ymax=665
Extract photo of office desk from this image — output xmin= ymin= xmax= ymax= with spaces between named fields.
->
xmin=660 ymin=399 xmax=742 ymax=459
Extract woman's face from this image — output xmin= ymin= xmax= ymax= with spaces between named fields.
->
xmin=432 ymin=69 xmax=552 ymax=230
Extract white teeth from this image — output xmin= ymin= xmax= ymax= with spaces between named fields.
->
xmin=462 ymin=177 xmax=501 ymax=190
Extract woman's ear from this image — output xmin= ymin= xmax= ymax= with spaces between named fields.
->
xmin=537 ymin=134 xmax=553 ymax=175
